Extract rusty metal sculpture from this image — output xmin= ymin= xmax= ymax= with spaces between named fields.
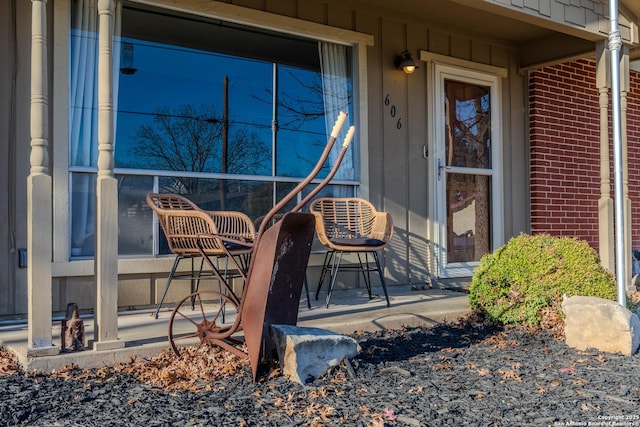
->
xmin=61 ymin=303 xmax=85 ymax=352
xmin=167 ymin=112 xmax=354 ymax=380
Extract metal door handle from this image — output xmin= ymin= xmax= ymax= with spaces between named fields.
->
xmin=437 ymin=159 xmax=451 ymax=180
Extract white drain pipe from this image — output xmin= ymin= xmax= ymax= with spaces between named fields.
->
xmin=608 ymin=0 xmax=627 ymax=307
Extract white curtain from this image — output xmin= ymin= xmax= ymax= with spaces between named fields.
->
xmin=319 ymin=42 xmax=353 ymax=181
xmin=69 ymin=0 xmax=121 ymax=255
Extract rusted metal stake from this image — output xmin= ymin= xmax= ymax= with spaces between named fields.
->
xmin=61 ymin=303 xmax=84 ymax=352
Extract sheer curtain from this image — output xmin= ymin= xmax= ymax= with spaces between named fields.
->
xmin=319 ymin=42 xmax=354 ymax=181
xmin=69 ymin=0 xmax=121 ymax=256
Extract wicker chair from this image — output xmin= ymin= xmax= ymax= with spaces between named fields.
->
xmin=146 ymin=193 xmax=255 ymax=318
xmin=310 ymin=197 xmax=393 ymax=307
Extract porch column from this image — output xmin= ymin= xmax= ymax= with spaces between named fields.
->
xmin=26 ymin=0 xmax=57 ymax=357
xmin=595 ymin=42 xmax=615 ymax=272
xmin=620 ymin=47 xmax=633 ymax=292
xmin=93 ymin=0 xmax=123 ymax=351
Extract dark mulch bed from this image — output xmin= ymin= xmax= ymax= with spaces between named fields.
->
xmin=2 ymin=316 xmax=639 ymax=426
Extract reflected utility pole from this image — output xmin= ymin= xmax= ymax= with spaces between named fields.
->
xmin=219 ymin=76 xmax=228 ymax=210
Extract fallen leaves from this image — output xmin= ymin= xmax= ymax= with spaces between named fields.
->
xmin=433 ymin=364 xmax=453 ymax=371
xmin=42 ymin=345 xmax=250 ymax=391
xmin=0 ymin=347 xmax=21 ymax=376
xmin=482 ymin=332 xmax=510 ymax=349
xmin=116 ymin=345 xmax=249 ymax=390
xmin=476 ymin=367 xmax=491 ymax=377
xmin=383 ymin=407 xmax=397 ymax=421
xmin=559 ymin=366 xmax=577 ymax=375
xmin=497 ymin=368 xmax=522 ymax=382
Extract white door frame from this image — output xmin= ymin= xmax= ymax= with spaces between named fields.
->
xmin=423 ymin=53 xmax=506 ymax=279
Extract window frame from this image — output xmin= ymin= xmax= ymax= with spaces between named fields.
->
xmin=52 ymin=0 xmax=373 ymax=277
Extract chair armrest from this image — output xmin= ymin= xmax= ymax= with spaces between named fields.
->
xmin=163 ymin=209 xmax=224 ymax=255
xmin=311 ymin=211 xmax=334 ymax=247
xmin=370 ymin=212 xmax=393 ymax=242
xmin=205 ymin=211 xmax=257 ymax=241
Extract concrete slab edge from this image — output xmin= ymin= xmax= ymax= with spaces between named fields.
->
xmin=298 ymin=308 xmax=470 ymax=335
xmin=12 ymin=342 xmax=169 ymax=373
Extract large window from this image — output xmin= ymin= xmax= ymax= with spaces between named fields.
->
xmin=69 ymin=2 xmax=358 ymax=258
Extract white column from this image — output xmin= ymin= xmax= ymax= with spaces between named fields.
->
xmin=595 ymin=42 xmax=614 ymax=273
xmin=93 ymin=0 xmax=123 ymax=350
xmin=620 ymin=48 xmax=633 ymax=293
xmin=26 ymin=0 xmax=57 ymax=357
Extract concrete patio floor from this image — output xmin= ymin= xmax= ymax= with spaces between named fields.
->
xmin=0 ymin=286 xmax=470 ymax=373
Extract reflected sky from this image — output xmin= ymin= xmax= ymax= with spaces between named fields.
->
xmin=114 ymin=38 xmax=329 ymax=178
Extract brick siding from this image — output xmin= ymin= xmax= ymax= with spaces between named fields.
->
xmin=529 ymin=59 xmax=640 ymax=252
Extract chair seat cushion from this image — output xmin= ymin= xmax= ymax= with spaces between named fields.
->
xmin=224 ymin=240 xmax=252 ymax=251
xmin=330 ymin=237 xmax=385 ymax=247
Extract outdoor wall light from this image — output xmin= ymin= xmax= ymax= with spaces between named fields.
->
xmin=394 ymin=50 xmax=419 ymax=74
xmin=120 ymin=42 xmax=138 ymax=75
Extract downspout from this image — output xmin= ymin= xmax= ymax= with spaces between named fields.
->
xmin=608 ymin=0 xmax=627 ymax=306
xmin=8 ymin=0 xmax=17 ymax=306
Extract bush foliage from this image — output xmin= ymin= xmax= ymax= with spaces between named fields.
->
xmin=468 ymin=233 xmax=617 ymax=327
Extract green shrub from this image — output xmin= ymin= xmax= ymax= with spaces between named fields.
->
xmin=468 ymin=233 xmax=616 ymax=327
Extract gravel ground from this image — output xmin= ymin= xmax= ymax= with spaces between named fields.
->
xmin=1 ymin=317 xmax=640 ymax=427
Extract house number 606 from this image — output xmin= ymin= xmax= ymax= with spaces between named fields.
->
xmin=384 ymin=94 xmax=402 ymax=129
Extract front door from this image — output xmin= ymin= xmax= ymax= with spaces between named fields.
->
xmin=433 ymin=64 xmax=503 ymax=278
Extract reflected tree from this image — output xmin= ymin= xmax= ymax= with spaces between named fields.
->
xmin=131 ymin=103 xmax=269 ymax=195
xmin=252 ymin=69 xmax=351 ymax=173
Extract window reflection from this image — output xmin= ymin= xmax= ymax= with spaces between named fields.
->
xmin=444 ymin=80 xmax=491 ymax=169
xmin=69 ymin=3 xmax=357 ymax=258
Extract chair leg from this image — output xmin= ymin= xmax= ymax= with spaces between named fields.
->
xmin=237 ymin=253 xmax=250 ymax=275
xmin=325 ymin=251 xmax=344 ymax=308
xmin=303 ymin=274 xmax=311 ymax=309
xmin=372 ymin=251 xmax=390 ymax=307
xmin=219 ymin=256 xmax=228 ymax=323
xmin=192 ymin=257 xmax=205 ymax=294
xmin=190 ymin=257 xmax=205 ymax=311
xmin=315 ymin=251 xmax=333 ymax=300
xmin=356 ymin=252 xmax=374 ymax=299
xmin=154 ymin=255 xmax=183 ymax=319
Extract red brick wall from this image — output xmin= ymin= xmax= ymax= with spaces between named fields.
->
xmin=529 ymin=59 xmax=640 ymax=252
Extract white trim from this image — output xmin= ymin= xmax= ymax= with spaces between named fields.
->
xmin=420 ymin=51 xmax=508 ymax=78
xmin=428 ymin=59 xmax=504 ymax=279
xmin=52 ymin=251 xmax=331 ymax=277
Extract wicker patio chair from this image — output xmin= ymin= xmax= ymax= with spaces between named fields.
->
xmin=146 ymin=193 xmax=255 ymax=319
xmin=310 ymin=197 xmax=392 ymax=308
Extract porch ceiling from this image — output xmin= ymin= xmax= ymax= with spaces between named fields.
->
xmin=357 ymin=0 xmax=640 ymax=65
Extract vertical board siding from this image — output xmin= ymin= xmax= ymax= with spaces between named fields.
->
xmin=406 ymin=24 xmax=430 ymax=285
xmin=504 ymin=58 xmax=529 ymax=239
xmin=380 ymin=18 xmax=409 ymax=285
xmin=298 ymin=0 xmax=327 ymax=25
xmin=265 ymin=0 xmax=297 ymax=17
xmin=326 ymin=3 xmax=354 ymax=30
